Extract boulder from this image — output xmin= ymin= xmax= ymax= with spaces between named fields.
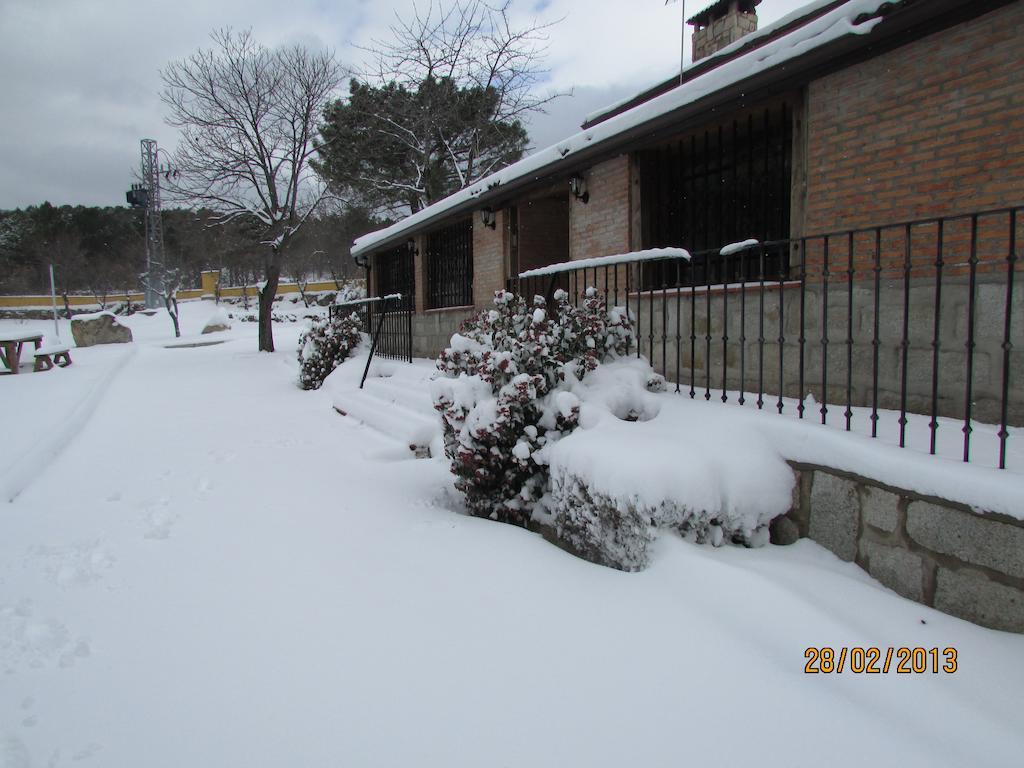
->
xmin=316 ymin=291 xmax=338 ymax=306
xmin=70 ymin=312 xmax=133 ymax=347
xmin=201 ymin=308 xmax=232 ymax=335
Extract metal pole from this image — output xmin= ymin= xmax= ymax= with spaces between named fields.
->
xmin=49 ymin=263 xmax=60 ymax=339
xmin=679 ymin=1 xmax=687 ymax=84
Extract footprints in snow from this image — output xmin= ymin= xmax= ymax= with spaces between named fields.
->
xmin=0 ymin=601 xmax=90 ymax=674
xmin=29 ymin=543 xmax=114 ymax=589
xmin=0 ymin=731 xmax=102 ymax=767
xmin=142 ymin=498 xmax=177 ymax=540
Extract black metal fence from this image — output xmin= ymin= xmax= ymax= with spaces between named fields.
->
xmin=330 ymin=294 xmax=413 ymax=367
xmin=512 ymin=206 xmax=1022 ymax=469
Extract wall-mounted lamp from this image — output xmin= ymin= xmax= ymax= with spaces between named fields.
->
xmin=569 ymin=173 xmax=589 ymax=204
xmin=480 ymin=207 xmax=497 ymax=229
xmin=406 ymin=237 xmax=418 ymax=256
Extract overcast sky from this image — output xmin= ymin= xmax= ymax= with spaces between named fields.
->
xmin=0 ymin=0 xmax=809 ymax=209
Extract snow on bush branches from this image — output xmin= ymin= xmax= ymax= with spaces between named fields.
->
xmin=297 ymin=312 xmax=362 ymax=390
xmin=432 ymin=288 xmax=632 ymax=525
xmin=432 ymin=288 xmax=784 ymax=572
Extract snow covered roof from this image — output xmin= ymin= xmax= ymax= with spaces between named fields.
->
xmin=583 ymin=0 xmax=848 ymax=128
xmin=351 ymin=0 xmax=933 ymax=259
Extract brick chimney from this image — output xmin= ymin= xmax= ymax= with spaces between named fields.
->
xmin=688 ymin=0 xmax=761 ymax=62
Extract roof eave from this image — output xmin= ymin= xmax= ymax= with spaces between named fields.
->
xmin=352 ymin=0 xmax=998 ymax=259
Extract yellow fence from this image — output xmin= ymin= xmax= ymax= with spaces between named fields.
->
xmin=0 ymin=271 xmax=358 ymax=309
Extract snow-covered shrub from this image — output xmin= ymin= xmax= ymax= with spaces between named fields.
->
xmin=433 ymin=288 xmax=633 ymax=525
xmin=540 ymin=356 xmax=783 ymax=570
xmin=547 ymin=473 xmax=656 ymax=571
xmin=548 ymin=469 xmax=771 ymax=572
xmin=297 ymin=311 xmax=362 ymax=390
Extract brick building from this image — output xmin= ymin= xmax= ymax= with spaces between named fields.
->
xmin=351 ymin=0 xmax=1022 ymax=424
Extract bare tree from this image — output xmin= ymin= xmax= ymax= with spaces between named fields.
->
xmin=364 ymin=0 xmax=560 ymax=130
xmin=317 ymin=0 xmax=562 ymax=215
xmin=160 ymin=28 xmax=343 ymax=351
xmin=141 ymin=262 xmax=183 ymax=338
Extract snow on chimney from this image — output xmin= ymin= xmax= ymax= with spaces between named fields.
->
xmin=688 ymin=0 xmax=761 ymax=63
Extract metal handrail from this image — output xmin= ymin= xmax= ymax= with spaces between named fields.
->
xmin=354 ymin=294 xmax=410 ymax=389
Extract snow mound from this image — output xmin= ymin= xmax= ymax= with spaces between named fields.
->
xmin=201 ymin=308 xmax=232 ymax=334
xmin=543 ymin=358 xmax=793 ymax=568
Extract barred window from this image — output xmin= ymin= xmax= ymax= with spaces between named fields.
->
xmin=376 ymin=244 xmax=415 ymax=311
xmin=426 ymin=219 xmax=473 ymax=309
xmin=637 ymin=101 xmax=793 ymax=288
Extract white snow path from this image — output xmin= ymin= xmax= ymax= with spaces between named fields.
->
xmin=1 ymin=345 xmax=136 ymax=503
xmin=0 ymin=320 xmax=1022 ymax=767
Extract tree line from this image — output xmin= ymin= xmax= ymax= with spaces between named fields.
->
xmin=0 ymin=202 xmax=379 ymax=302
xmin=2 ymin=0 xmax=559 ymax=352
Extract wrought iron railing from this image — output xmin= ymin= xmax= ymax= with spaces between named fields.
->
xmin=330 ymin=294 xmax=413 ymax=387
xmin=511 ymin=206 xmax=1022 ymax=469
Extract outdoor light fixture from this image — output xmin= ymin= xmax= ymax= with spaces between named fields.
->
xmin=569 ymin=173 xmax=589 ymax=204
xmin=480 ymin=208 xmax=497 ymax=229
xmin=407 ymin=238 xmax=418 ymax=255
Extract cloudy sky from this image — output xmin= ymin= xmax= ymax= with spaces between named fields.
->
xmin=0 ymin=0 xmax=809 ymax=209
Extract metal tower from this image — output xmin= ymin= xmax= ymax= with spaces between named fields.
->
xmin=140 ymin=139 xmax=165 ymax=308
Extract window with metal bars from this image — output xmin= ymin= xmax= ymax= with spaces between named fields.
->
xmin=637 ymin=101 xmax=793 ymax=288
xmin=375 ymin=244 xmax=416 ymax=311
xmin=426 ymin=219 xmax=474 ymax=309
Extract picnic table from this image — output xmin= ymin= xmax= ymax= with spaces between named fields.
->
xmin=0 ymin=331 xmax=43 ymax=374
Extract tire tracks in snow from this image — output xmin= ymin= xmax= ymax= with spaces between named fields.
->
xmin=2 ymin=346 xmax=138 ymax=503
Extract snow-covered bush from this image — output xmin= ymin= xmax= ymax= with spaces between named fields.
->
xmin=432 ymin=288 xmax=633 ymax=525
xmin=548 ymin=469 xmax=771 ymax=572
xmin=297 ymin=312 xmax=363 ymax=390
xmin=541 ymin=356 xmax=784 ymax=570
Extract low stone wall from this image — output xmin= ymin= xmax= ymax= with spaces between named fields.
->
xmin=411 ymin=308 xmax=474 ymax=359
xmin=779 ymin=463 xmax=1024 ymax=633
xmin=632 ymin=273 xmax=1024 ymax=426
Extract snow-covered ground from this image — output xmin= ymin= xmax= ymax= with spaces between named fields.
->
xmin=1 ymin=302 xmax=1023 ymax=767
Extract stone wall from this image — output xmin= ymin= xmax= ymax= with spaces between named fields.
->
xmin=691 ymin=7 xmax=758 ymax=62
xmin=631 ymin=272 xmax=1023 ymax=425
xmin=410 ymin=308 xmax=474 ymax=359
xmin=780 ymin=463 xmax=1024 ymax=633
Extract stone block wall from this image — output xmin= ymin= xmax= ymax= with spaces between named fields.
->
xmin=692 ymin=7 xmax=758 ymax=62
xmin=631 ymin=272 xmax=1022 ymax=425
xmin=782 ymin=463 xmax=1024 ymax=633
xmin=410 ymin=308 xmax=474 ymax=360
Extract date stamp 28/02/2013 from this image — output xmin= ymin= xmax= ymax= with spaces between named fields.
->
xmin=804 ymin=647 xmax=958 ymax=674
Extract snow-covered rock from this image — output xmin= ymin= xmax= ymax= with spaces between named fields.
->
xmin=201 ymin=308 xmax=232 ymax=334
xmin=70 ymin=311 xmax=133 ymax=347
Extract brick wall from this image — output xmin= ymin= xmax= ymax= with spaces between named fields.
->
xmin=804 ymin=2 xmax=1024 ymax=236
xmin=412 ymin=234 xmax=427 ymax=312
xmin=473 ymin=210 xmax=506 ymax=309
xmin=570 ymin=155 xmax=632 ymax=261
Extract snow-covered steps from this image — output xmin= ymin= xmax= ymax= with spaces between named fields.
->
xmin=327 ymin=356 xmax=443 ymax=458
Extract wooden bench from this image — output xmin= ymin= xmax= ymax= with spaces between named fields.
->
xmin=33 ymin=343 xmax=73 ymax=372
